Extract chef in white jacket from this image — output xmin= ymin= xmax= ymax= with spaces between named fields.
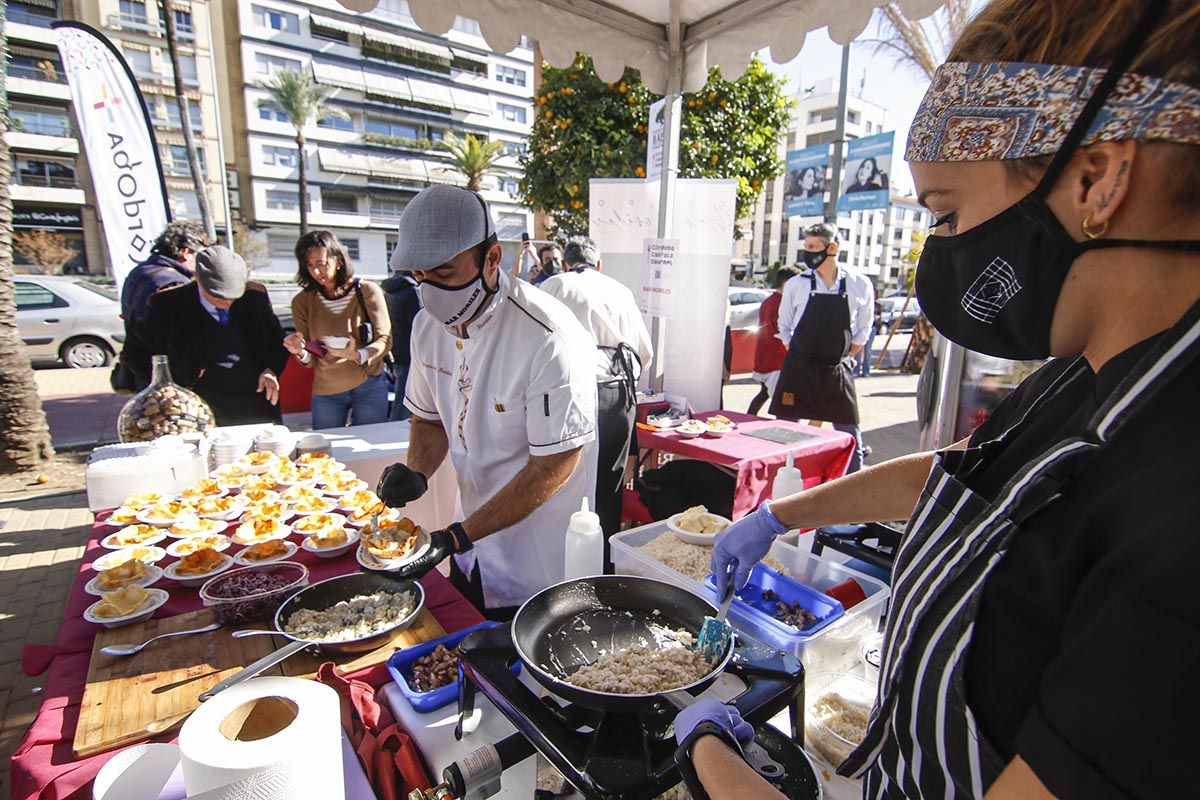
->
xmin=373 ymin=185 xmax=598 ymax=620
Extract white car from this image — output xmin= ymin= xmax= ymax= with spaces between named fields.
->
xmin=15 ymin=276 xmax=124 ymax=368
xmin=728 ymin=287 xmax=772 ymax=331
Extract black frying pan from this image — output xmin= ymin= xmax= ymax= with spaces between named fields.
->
xmin=511 ymin=575 xmax=734 ymax=713
xmin=199 ymin=571 xmax=423 ymax=701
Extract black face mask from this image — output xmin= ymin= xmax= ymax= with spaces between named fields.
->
xmin=802 ymin=249 xmax=830 ymax=270
xmin=914 ymin=0 xmax=1200 ymax=361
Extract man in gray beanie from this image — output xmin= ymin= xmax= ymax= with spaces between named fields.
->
xmin=123 ymin=245 xmax=289 ymax=425
xmin=369 ymin=185 xmax=599 ymax=620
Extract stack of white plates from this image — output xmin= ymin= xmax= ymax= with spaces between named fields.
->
xmin=254 ymin=426 xmax=295 ymax=458
xmin=295 ymin=433 xmax=331 ymax=459
xmin=209 ymin=431 xmax=252 ymax=469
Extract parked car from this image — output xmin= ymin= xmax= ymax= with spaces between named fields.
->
xmin=728 ymin=287 xmax=771 ymax=331
xmin=877 ymin=295 xmax=921 ymax=333
xmin=15 ymin=275 xmax=124 ymax=368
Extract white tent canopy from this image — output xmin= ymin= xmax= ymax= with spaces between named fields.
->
xmin=337 ymin=0 xmax=943 ymax=93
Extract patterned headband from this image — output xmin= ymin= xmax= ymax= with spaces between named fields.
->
xmin=905 ymin=61 xmax=1200 ymax=162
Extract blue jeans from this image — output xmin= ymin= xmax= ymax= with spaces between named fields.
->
xmin=311 ymin=372 xmax=390 ymax=429
xmin=832 ymin=422 xmax=864 ymax=474
xmin=388 ymin=364 xmax=411 ymax=422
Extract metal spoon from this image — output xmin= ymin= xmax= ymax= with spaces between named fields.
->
xmin=100 ymin=622 xmax=222 ymax=657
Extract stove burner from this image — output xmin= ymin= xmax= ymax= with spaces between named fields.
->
xmin=453 ymin=625 xmax=817 ymax=800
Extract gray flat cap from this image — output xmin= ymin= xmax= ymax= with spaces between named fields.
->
xmin=389 ymin=185 xmax=495 ymax=272
xmin=195 ymin=246 xmax=247 ymax=299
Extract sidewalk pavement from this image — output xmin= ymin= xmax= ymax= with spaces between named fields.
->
xmin=36 ymin=368 xmax=123 ymax=451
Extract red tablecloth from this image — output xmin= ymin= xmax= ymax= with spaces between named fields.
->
xmin=636 ymin=410 xmax=854 ymax=520
xmin=11 ymin=513 xmax=484 ymax=800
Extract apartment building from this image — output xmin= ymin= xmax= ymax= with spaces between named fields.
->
xmin=220 ymin=0 xmax=534 ymax=275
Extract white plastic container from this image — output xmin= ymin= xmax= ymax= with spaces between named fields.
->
xmin=771 ymin=450 xmax=805 ymax=500
xmin=563 ymin=498 xmax=603 ymax=580
xmin=611 ymin=520 xmax=889 ymax=673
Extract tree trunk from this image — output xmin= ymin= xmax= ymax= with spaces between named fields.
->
xmin=296 ymin=133 xmax=308 ymax=234
xmin=162 ymin=0 xmax=215 ymax=239
xmin=0 ymin=7 xmax=55 ymax=473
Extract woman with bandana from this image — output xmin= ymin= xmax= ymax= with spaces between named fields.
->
xmin=673 ymin=0 xmax=1200 ymax=798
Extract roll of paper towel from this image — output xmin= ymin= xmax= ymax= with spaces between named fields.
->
xmin=94 ymin=678 xmax=344 ymax=800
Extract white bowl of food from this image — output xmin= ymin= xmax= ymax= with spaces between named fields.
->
xmin=120 ymin=491 xmax=167 ymax=510
xmin=84 ymin=561 xmax=164 ymax=596
xmin=101 ymin=524 xmax=167 ymax=550
xmin=104 ymin=506 xmax=142 ymax=527
xmin=163 ymin=550 xmax=235 ymax=588
xmin=93 ymin=546 xmax=167 ymax=573
xmin=166 ymin=534 xmax=232 ymax=559
xmin=291 ymin=512 xmax=348 ymax=538
xmin=239 ymin=451 xmax=282 ymax=475
xmin=233 ymin=539 xmax=298 ymax=567
xmin=239 ymin=501 xmax=290 ymax=524
xmin=192 ymin=496 xmax=248 ymax=522
xmin=345 ymin=504 xmax=399 ymax=529
xmin=666 ymin=505 xmax=732 ymax=546
xmin=357 ymin=519 xmax=430 ymax=571
xmin=84 ymin=587 xmax=169 ymax=628
xmin=178 ymin=478 xmax=227 ymax=502
xmin=135 ymin=501 xmax=197 ymax=528
xmin=288 ymin=495 xmax=339 ymax=516
xmin=702 ymin=415 xmax=737 ymax=437
xmin=232 ymin=517 xmax=291 ymax=546
xmin=238 ymin=488 xmax=282 ymax=507
xmin=337 ymin=489 xmax=382 ymax=514
xmin=321 ymin=477 xmax=369 ymax=498
xmin=166 ymin=517 xmax=230 ymax=539
xmin=321 ymin=335 xmax=352 ymax=350
xmin=301 ymin=527 xmax=359 ymax=559
xmin=676 ymin=419 xmax=708 ymax=438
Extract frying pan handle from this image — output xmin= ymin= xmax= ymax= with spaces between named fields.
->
xmin=661 ymin=690 xmax=696 ymax=711
xmin=198 ymin=640 xmax=308 ymax=702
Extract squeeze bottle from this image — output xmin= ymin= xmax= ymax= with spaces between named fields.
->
xmin=771 ymin=450 xmax=805 ymax=500
xmin=564 ymin=497 xmax=603 ymax=580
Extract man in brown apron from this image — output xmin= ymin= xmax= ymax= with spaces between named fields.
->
xmin=769 ymin=223 xmax=875 ymax=471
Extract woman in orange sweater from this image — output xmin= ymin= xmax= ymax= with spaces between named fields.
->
xmin=282 ymin=231 xmax=392 ymax=428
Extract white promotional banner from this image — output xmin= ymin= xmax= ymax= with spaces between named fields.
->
xmin=54 ymin=22 xmax=171 ymax=293
xmin=640 ymin=237 xmax=678 ymax=319
xmin=589 ymin=179 xmax=737 ymax=410
xmin=644 ymin=97 xmax=679 ymax=182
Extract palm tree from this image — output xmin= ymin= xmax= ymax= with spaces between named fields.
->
xmin=263 ymin=69 xmax=346 ymax=233
xmin=0 ymin=6 xmax=55 ymax=473
xmin=161 ymin=0 xmax=215 ymax=239
xmin=864 ymin=0 xmax=973 ymax=79
xmin=440 ymin=133 xmax=505 ymax=192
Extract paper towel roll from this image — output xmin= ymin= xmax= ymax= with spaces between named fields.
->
xmin=179 ymin=677 xmax=344 ymax=799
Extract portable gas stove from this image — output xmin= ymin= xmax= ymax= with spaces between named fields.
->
xmin=408 ymin=624 xmax=818 ymax=800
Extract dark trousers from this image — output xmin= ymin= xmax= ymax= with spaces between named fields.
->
xmin=449 ymin=559 xmax=518 ymax=622
xmin=595 ymin=376 xmax=635 ymax=567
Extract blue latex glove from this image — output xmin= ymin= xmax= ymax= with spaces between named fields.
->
xmin=710 ymin=502 xmax=789 ymax=601
xmin=673 ymin=698 xmax=755 ymax=747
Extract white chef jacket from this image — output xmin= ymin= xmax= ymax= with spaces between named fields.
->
xmin=404 ymin=271 xmax=599 ymax=608
xmin=538 ymin=267 xmax=653 ymax=381
xmin=778 ymin=266 xmax=875 ymax=347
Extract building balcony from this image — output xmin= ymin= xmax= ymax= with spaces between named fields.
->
xmin=7 ymin=63 xmax=67 ymax=84
xmin=105 ymin=13 xmax=195 ymax=41
xmin=8 ymin=9 xmax=57 ymax=28
xmin=4 ymin=131 xmax=79 ymax=155
xmin=7 ymin=19 xmax=61 ymax=47
xmin=10 ymin=176 xmax=85 ymax=205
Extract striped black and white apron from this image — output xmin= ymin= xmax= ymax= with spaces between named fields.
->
xmin=839 ymin=301 xmax=1200 ymax=797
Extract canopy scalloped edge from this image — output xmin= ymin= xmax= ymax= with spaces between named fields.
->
xmin=338 ymin=0 xmax=946 ymax=94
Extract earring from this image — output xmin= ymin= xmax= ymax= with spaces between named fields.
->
xmin=1082 ymin=212 xmax=1109 ymax=240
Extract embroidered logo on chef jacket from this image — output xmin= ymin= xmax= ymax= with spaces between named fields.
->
xmin=456 ymin=357 xmax=472 ymax=448
xmin=961 ymin=258 xmax=1022 ymax=323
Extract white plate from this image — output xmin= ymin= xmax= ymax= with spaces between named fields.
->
xmin=165 ymin=518 xmax=231 ymax=538
xmin=239 ymin=453 xmax=282 ymax=474
xmin=120 ymin=492 xmax=167 ymax=510
xmin=84 ymin=564 xmax=164 ymax=596
xmin=288 ymin=498 xmax=340 ymax=516
xmin=301 ymin=528 xmax=360 ymax=559
xmin=273 ymin=476 xmax=317 ymax=490
xmin=178 ymin=486 xmax=229 ymax=503
xmin=163 ymin=554 xmax=235 ymax=587
xmin=100 ymin=527 xmax=167 ymax=550
xmin=321 ymin=481 xmax=369 ymax=498
xmin=93 ymin=546 xmax=168 ymax=572
xmin=344 ymin=505 xmax=400 ymax=529
xmin=703 ymin=424 xmax=736 ymax=438
xmin=231 ymin=521 xmax=292 ymax=546
xmin=102 ymin=507 xmax=142 ymax=528
xmin=355 ymin=528 xmax=431 ymax=571
xmin=232 ymin=539 xmax=299 ymax=567
xmin=290 ymin=512 xmax=348 ymax=537
xmin=84 ymin=588 xmax=169 ymax=628
xmin=135 ymin=508 xmax=199 ymax=529
xmin=166 ymin=535 xmax=232 ymax=558
xmin=665 ymin=511 xmax=732 ymax=546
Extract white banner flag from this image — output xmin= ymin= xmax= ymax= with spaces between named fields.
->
xmin=54 ymin=22 xmax=171 ymax=293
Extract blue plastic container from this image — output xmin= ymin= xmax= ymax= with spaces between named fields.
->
xmin=704 ymin=564 xmax=844 ymax=639
xmin=387 ymin=621 xmax=521 ymax=713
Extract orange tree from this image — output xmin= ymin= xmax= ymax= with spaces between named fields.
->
xmin=521 ymin=55 xmax=792 ymax=237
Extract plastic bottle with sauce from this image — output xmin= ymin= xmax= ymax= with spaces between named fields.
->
xmin=564 ymin=497 xmax=603 ymax=580
xmin=771 ymin=450 xmax=805 ymax=500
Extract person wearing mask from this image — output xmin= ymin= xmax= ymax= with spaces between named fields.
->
xmin=282 ymin=231 xmax=392 ymax=429
xmin=530 ymin=242 xmax=563 ymax=286
xmin=747 ymin=267 xmax=795 ymax=415
xmin=123 ymin=246 xmax=288 ymax=425
xmin=539 ymin=236 xmax=652 ymax=550
xmin=381 ymin=268 xmax=421 ymax=422
xmin=677 ymin=0 xmax=1200 ymax=797
xmin=772 ymin=223 xmax=875 ymax=472
xmin=371 ymin=186 xmax=598 ymax=620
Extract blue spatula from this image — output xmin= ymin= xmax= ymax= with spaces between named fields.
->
xmin=696 ymin=572 xmax=735 ymax=661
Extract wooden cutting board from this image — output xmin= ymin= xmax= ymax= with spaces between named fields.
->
xmin=74 ymin=607 xmax=445 ymax=758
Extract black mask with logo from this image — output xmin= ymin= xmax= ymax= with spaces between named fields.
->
xmin=913 ymin=0 xmax=1200 ymax=361
xmin=801 ymin=248 xmax=831 ymax=271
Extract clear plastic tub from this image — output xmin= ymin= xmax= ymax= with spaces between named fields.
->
xmin=610 ymin=521 xmax=890 ymax=672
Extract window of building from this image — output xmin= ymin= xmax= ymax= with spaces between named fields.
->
xmin=252 ymin=6 xmax=300 ymax=33
xmin=497 ymin=103 xmax=526 ymax=124
xmin=499 ymin=141 xmax=525 ymax=157
xmin=175 ymin=53 xmax=198 ymax=82
xmin=163 ymin=145 xmax=206 ymax=176
xmin=258 ymin=102 xmax=289 ymax=122
xmin=266 ymin=189 xmax=301 ymax=210
xmin=124 ymin=47 xmax=153 ymax=76
xmin=318 ymin=113 xmax=355 ymax=131
xmin=500 ymin=178 xmax=520 ymax=195
xmin=892 ymin=247 xmax=901 ymax=259
xmin=838 ymin=228 xmax=850 ymax=240
xmin=365 ymin=117 xmax=421 ymax=140
xmin=173 ymin=8 xmax=193 ymax=35
xmin=268 ymin=234 xmax=294 ymax=259
xmin=385 ymin=234 xmax=399 ymax=257
xmin=371 ymin=197 xmax=407 ymax=221
xmin=452 ymin=16 xmax=482 ymax=35
xmin=255 ymin=53 xmax=302 ymax=77
xmin=847 ymin=110 xmax=861 ymax=125
xmin=342 ymin=238 xmax=361 ymax=260
xmin=806 ymin=130 xmax=837 ymax=146
xmin=893 ymin=228 xmax=903 ymax=241
xmin=8 ymin=2 xmax=59 ymax=28
xmin=321 ymin=191 xmax=358 ymax=214
xmin=262 ymin=144 xmax=299 ymax=167
xmin=119 ymin=0 xmax=147 ymax=23
xmin=311 ymin=23 xmax=349 ymax=43
xmin=838 ymin=250 xmax=849 ymax=263
xmin=14 ymin=156 xmax=76 ymax=187
xmin=495 ymin=65 xmax=526 ymax=86
xmin=10 ymin=103 xmax=70 ymax=137
xmin=808 ymin=108 xmax=836 ymax=124
xmin=164 ymin=101 xmax=202 ymax=130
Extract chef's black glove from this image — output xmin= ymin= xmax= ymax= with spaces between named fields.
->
xmin=376 ymin=463 xmax=428 ymax=507
xmin=364 ymin=523 xmax=472 ymax=581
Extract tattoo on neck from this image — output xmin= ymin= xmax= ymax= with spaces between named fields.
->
xmin=1097 ymin=160 xmax=1129 ymax=212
